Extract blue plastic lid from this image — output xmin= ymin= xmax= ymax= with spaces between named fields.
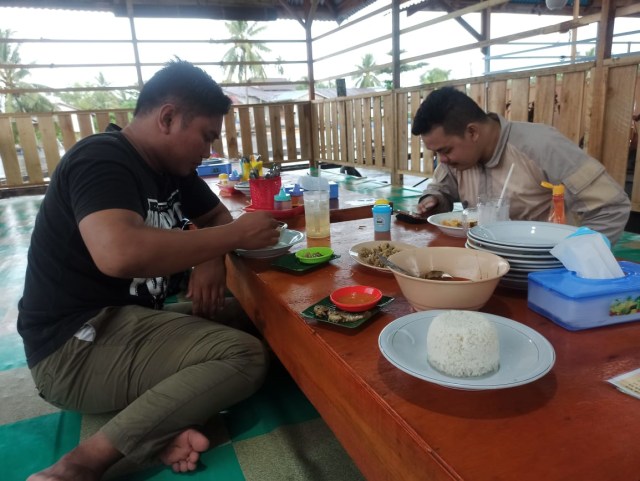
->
xmin=229 ymin=169 xmax=241 ymax=181
xmin=528 ymin=261 xmax=640 ymax=298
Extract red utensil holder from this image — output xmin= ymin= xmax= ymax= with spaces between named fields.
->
xmin=249 ymin=177 xmax=282 ymax=210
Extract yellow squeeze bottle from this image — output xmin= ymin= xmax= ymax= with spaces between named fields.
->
xmin=241 ymin=158 xmax=251 ymax=181
xmin=541 ymin=181 xmax=566 ymax=224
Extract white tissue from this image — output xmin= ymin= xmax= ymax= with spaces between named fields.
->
xmin=550 ymin=233 xmax=624 ymax=279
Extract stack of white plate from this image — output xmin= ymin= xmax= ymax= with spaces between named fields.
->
xmin=466 ymin=221 xmax=578 ymax=290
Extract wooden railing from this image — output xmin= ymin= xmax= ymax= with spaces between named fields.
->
xmin=1 ymin=57 xmax=639 ymax=212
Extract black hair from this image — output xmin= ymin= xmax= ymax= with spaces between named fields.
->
xmin=134 ymin=59 xmax=232 ymax=121
xmin=411 ymin=87 xmax=488 ymax=137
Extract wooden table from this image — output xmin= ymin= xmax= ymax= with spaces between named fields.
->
xmin=204 ymin=171 xmax=408 ymax=228
xmin=225 ymin=217 xmax=640 ymax=481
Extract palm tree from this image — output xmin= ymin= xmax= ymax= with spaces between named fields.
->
xmin=0 ymin=29 xmax=54 ymax=113
xmin=221 ymin=21 xmax=271 ymax=83
xmin=420 ymin=67 xmax=452 ymax=85
xmin=351 ymin=53 xmax=382 ymax=88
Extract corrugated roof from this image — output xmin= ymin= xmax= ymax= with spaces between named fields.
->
xmin=0 ymin=0 xmax=380 ymax=23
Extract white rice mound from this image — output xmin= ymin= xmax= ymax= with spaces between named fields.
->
xmin=426 ymin=310 xmax=500 ymax=377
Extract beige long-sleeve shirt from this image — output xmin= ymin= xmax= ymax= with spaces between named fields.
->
xmin=423 ymin=114 xmax=631 ymax=244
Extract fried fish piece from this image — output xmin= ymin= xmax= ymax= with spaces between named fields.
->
xmin=327 ymin=310 xmax=368 ymax=323
xmin=314 ymin=304 xmax=330 ymax=318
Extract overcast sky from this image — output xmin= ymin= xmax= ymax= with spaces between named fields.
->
xmin=1 ymin=2 xmax=638 ymax=90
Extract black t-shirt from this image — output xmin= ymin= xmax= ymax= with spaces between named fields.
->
xmin=17 ymin=131 xmax=219 ymax=367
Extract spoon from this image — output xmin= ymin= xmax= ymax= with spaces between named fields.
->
xmin=377 ymin=254 xmax=417 ymax=277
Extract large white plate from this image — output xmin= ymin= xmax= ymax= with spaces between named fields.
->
xmin=468 ymin=221 xmax=577 ymax=248
xmin=427 ymin=212 xmax=472 ymax=238
xmin=235 ymin=229 xmax=304 ymax=259
xmin=378 ymin=310 xmax=555 ymax=390
xmin=349 ymin=241 xmax=419 ymax=273
xmin=465 ymin=240 xmax=559 ymax=260
xmin=466 ymin=236 xmax=556 ymax=255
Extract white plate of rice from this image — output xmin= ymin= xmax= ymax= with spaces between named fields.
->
xmin=378 ymin=310 xmax=555 ymax=390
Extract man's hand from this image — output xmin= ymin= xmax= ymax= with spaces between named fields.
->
xmin=415 ymin=196 xmax=439 ymax=216
xmin=232 ymin=212 xmax=281 ymax=250
xmin=187 ymin=257 xmax=226 ymax=319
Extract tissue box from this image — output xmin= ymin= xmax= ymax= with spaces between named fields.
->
xmin=528 ymin=261 xmax=640 ymax=330
xmin=196 ymin=159 xmax=232 ymax=177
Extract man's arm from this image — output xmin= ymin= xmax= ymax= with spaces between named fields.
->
xmin=416 ymin=164 xmax=458 ymax=215
xmin=563 ymin=163 xmax=630 ymax=245
xmin=190 ymin=202 xmax=233 ymax=228
xmin=78 ymin=208 xmax=279 ymax=279
xmin=185 ymin=202 xmax=234 ymax=318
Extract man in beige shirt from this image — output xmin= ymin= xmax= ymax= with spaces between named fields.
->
xmin=412 ymin=87 xmax=630 ymax=245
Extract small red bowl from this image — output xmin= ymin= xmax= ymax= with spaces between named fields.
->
xmin=330 ymin=285 xmax=383 ymax=312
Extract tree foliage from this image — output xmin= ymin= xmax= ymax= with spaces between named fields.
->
xmin=377 ymin=50 xmax=428 ymax=75
xmin=420 ymin=67 xmax=452 ymax=85
xmin=222 ymin=21 xmax=271 ymax=82
xmin=58 ymin=72 xmax=137 ymax=110
xmin=351 ymin=53 xmax=382 ymax=88
xmin=0 ymin=28 xmax=54 ymax=113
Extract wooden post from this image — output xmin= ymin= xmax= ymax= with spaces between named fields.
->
xmin=391 ymin=0 xmax=402 ymax=185
xmin=126 ymin=0 xmax=144 ymax=89
xmin=585 ymin=0 xmax=615 ymax=161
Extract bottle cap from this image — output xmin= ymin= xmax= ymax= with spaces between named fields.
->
xmin=229 ymin=170 xmax=240 ymax=181
xmin=291 ymin=183 xmax=303 ymax=196
xmin=374 ymin=198 xmax=390 ymax=205
xmin=274 ymin=187 xmax=291 ymax=201
xmin=541 ymin=181 xmax=565 ymax=196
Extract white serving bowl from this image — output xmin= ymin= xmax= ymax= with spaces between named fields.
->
xmin=387 ymin=246 xmax=510 ymax=311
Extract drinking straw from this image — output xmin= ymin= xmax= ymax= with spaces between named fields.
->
xmin=497 ymin=163 xmax=515 ymax=208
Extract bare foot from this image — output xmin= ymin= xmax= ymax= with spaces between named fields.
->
xmin=159 ymin=429 xmax=210 ymax=473
xmin=27 ymin=432 xmax=121 ymax=481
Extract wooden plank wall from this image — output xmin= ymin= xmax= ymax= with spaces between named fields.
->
xmin=1 ymin=59 xmax=639 ymax=214
xmin=0 ymin=109 xmax=133 ymax=186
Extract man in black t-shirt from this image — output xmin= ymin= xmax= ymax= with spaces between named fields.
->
xmin=21 ymin=60 xmax=281 ymax=481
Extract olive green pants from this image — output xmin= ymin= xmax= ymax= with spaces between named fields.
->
xmin=31 ymin=302 xmax=268 ymax=464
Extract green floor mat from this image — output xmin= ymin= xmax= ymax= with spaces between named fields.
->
xmin=2 ymin=411 xmax=82 ymax=481
xmin=223 ymin=360 xmax=320 ymax=442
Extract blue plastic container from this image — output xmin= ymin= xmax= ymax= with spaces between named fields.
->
xmin=372 ymin=200 xmax=392 ymax=233
xmin=196 ymin=159 xmax=232 ymax=177
xmin=527 ymin=261 xmax=640 ymax=330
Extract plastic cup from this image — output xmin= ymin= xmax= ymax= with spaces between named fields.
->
xmin=477 ymin=197 xmax=510 ymax=226
xmin=303 ymin=190 xmax=330 ymax=239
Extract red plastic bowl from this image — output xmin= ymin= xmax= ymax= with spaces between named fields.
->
xmin=330 ymin=285 xmax=383 ymax=312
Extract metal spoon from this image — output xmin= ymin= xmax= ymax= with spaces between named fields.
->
xmin=377 ymin=254 xmax=417 ymax=277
